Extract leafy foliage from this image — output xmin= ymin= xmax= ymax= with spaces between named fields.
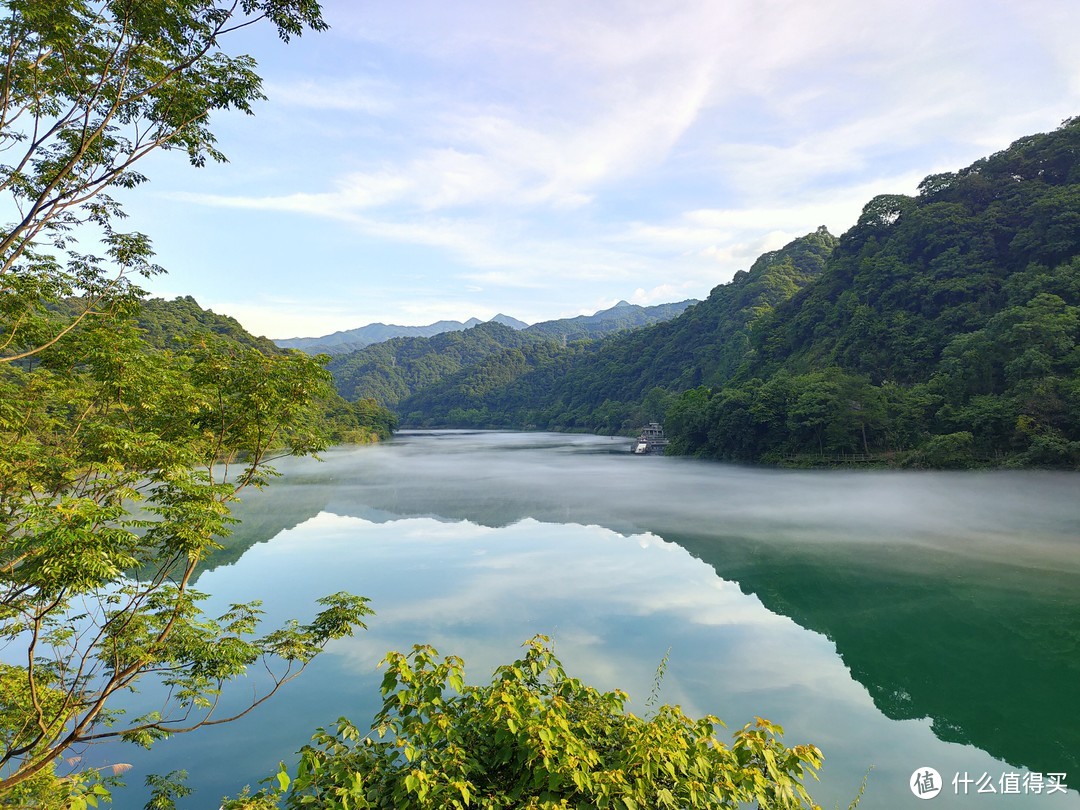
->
xmin=0 ymin=1 xmax=381 ymax=805
xmin=133 ymin=295 xmax=398 ymax=444
xmin=0 ymin=0 xmax=325 ymax=364
xmin=0 ymin=311 xmax=374 ymax=801
xmin=224 ymin=637 xmax=824 ymax=810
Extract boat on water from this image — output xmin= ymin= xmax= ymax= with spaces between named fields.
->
xmin=631 ymin=422 xmax=669 ymax=455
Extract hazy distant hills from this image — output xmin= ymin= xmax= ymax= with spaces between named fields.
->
xmin=275 ymin=304 xmax=681 ymax=356
xmin=526 ymin=300 xmax=695 ymax=342
xmin=276 ymin=317 xmax=487 ymax=355
xmin=326 ymin=300 xmax=697 ymax=406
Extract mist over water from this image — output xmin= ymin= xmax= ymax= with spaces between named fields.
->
xmin=112 ymin=432 xmax=1079 ymax=808
xmin=272 ymin=430 xmax=1080 ymax=565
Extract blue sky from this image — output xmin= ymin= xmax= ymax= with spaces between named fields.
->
xmin=130 ymin=0 xmax=1080 ymax=339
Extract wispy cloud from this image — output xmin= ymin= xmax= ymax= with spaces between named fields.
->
xmin=149 ymin=0 xmax=1080 ymax=330
xmin=263 ymin=77 xmax=398 ymax=114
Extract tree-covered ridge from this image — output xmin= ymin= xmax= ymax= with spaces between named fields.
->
xmin=396 ymin=228 xmax=838 ymax=432
xmin=396 ymin=340 xmax=584 ymax=428
xmin=525 ymin=299 xmax=697 ymax=342
xmin=327 ymin=301 xmax=700 ymax=409
xmin=756 ymin=121 xmax=1080 ymax=381
xmin=140 ymin=296 xmax=399 ymax=444
xmin=667 ymin=116 xmax=1080 ymax=466
xmin=328 ymin=321 xmax=549 ymax=407
xmin=131 ymin=295 xmax=396 ymax=444
xmin=135 ymin=295 xmax=282 ymax=354
xmin=52 ymin=293 xmax=399 ymax=445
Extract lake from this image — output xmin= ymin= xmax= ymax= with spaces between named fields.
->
xmin=106 ymin=430 xmax=1080 ymax=808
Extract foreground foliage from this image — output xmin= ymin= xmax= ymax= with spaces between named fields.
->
xmin=225 ymin=637 xmax=824 ymax=810
xmin=0 ymin=311 xmax=375 ymax=803
xmin=0 ymin=0 xmax=326 ymax=364
xmin=0 ymin=0 xmax=382 ymax=805
xmin=133 ymin=295 xmax=398 ymax=444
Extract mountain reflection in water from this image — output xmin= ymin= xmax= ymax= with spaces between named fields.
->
xmin=178 ymin=430 xmax=1080 ymax=804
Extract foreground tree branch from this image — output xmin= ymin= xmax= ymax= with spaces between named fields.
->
xmin=0 ymin=0 xmax=326 ymax=363
xmin=0 ymin=2 xmax=379 ymax=807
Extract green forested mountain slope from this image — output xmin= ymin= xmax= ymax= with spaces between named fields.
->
xmin=327 ymin=300 xmax=698 ymax=407
xmin=755 ymin=123 xmax=1080 ymax=381
xmin=327 ymin=321 xmax=548 ymax=406
xmin=525 ymin=299 xmax=696 ymax=341
xmin=666 ymin=117 xmax=1080 ymax=466
xmin=397 ymin=228 xmax=837 ymax=431
xmin=396 ymin=340 xmax=583 ymax=427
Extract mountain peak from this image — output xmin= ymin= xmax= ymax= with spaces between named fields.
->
xmin=489 ymin=313 xmax=529 ymax=329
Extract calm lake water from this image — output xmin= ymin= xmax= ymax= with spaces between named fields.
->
xmin=106 ymin=431 xmax=1080 ymax=808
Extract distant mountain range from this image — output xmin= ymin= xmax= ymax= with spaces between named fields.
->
xmin=274 ymin=302 xmax=689 ymax=355
xmin=525 ymin=300 xmax=694 ymax=342
xmin=275 ymin=313 xmax=529 ymax=355
xmin=325 ymin=299 xmax=697 ymax=406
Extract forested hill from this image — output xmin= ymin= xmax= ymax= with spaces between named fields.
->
xmin=328 ymin=322 xmax=545 ymax=405
xmin=396 ymin=228 xmax=837 ymax=430
xmin=136 ymin=295 xmax=282 ymax=353
xmin=666 ymin=116 xmax=1080 ymax=466
xmin=526 ymin=299 xmax=697 ymax=341
xmin=134 ymin=295 xmax=397 ymax=444
xmin=327 ymin=300 xmax=696 ymax=406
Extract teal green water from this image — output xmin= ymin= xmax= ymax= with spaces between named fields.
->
xmin=105 ymin=431 xmax=1080 ymax=808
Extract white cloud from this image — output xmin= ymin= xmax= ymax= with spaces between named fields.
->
xmin=264 ymin=77 xmax=397 ymax=114
xmin=145 ymin=0 xmax=1080 ymax=330
xmin=287 ymin=513 xmax=794 ymax=634
xmin=185 ymin=69 xmax=715 ymax=216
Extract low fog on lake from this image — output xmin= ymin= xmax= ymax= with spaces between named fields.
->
xmin=110 ymin=432 xmax=1080 ymax=808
